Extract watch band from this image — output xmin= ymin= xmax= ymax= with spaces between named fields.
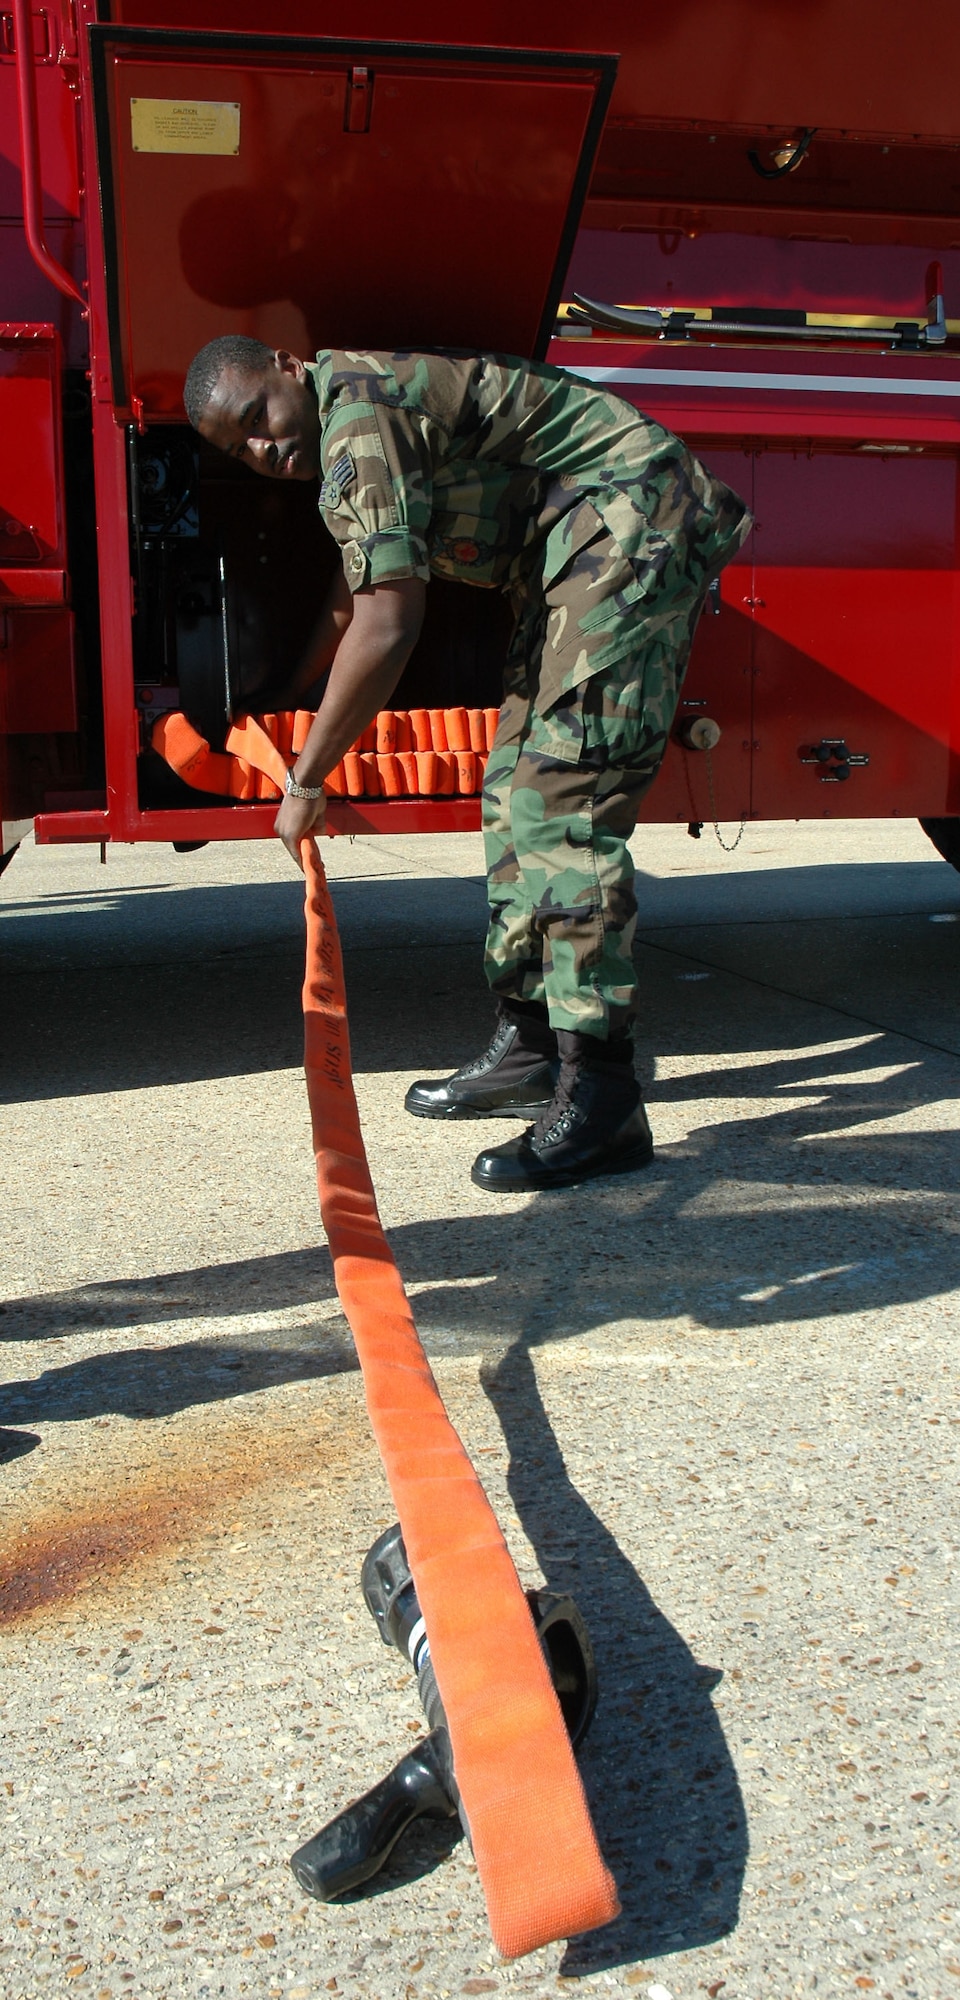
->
xmin=285 ymin=768 xmax=326 ymax=801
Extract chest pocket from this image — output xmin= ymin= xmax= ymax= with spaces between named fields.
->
xmin=427 ymin=464 xmax=536 ymax=587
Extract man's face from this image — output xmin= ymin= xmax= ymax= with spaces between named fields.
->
xmin=197 ymin=350 xmax=320 ymax=480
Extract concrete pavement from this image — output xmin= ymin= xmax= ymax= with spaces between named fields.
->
xmin=1 ymin=814 xmax=958 ymax=2000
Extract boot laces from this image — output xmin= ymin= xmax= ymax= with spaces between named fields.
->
xmin=531 ymin=1051 xmax=640 ymax=1151
xmin=532 ymin=1059 xmax=581 ymax=1148
xmin=456 ymin=1015 xmax=512 ymax=1080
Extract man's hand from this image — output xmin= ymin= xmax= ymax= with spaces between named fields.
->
xmin=274 ymin=788 xmax=326 ymax=870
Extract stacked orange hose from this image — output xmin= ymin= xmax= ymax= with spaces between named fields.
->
xmin=152 ymin=709 xmax=498 ymax=799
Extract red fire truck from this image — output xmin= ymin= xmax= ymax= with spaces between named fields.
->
xmin=4 ymin=1 xmax=960 ymax=866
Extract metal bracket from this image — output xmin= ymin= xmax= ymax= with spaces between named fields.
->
xmin=12 ymin=0 xmax=85 ymax=307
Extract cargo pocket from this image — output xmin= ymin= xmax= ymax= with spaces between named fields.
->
xmin=528 ymin=506 xmax=652 ymax=762
xmin=542 ymin=508 xmax=650 ymax=691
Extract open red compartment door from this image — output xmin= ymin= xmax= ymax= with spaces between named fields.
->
xmin=89 ymin=29 xmax=616 ymax=420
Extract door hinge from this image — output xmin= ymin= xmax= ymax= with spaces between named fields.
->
xmin=344 ymin=65 xmax=373 ymax=133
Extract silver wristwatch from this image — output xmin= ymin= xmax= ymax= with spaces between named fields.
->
xmin=285 ymin=768 xmax=326 ymax=801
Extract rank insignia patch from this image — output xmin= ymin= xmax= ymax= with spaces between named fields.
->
xmin=319 ymin=451 xmax=355 ymax=508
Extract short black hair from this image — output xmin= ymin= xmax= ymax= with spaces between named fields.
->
xmin=183 ymin=335 xmax=274 ymax=428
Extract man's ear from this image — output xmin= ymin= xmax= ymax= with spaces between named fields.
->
xmin=275 ymin=349 xmax=306 ymax=380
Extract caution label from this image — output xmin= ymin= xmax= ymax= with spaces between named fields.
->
xmin=130 ymin=98 xmax=241 ymax=155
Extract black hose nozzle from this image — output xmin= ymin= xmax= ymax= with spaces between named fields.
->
xmin=290 ymin=1523 xmax=599 ymax=1902
xmin=290 ymin=1727 xmax=458 ymax=1903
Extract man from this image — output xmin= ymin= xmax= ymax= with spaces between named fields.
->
xmin=185 ymin=337 xmax=751 ymax=1194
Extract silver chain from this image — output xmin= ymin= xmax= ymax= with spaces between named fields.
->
xmin=705 ymin=748 xmax=747 ymax=853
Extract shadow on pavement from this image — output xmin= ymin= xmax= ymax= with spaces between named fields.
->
xmin=2 ymin=859 xmax=959 ymax=1103
xmin=0 ymin=1428 xmax=41 ymax=1462
xmin=4 ymin=1028 xmax=959 ymax=1358
xmin=4 ymin=1000 xmax=959 ymax=1344
xmin=0 ymin=1335 xmax=353 ymax=1427
xmin=482 ymin=1344 xmax=745 ymax=1971
xmin=0 ymin=1250 xmax=340 ymax=1344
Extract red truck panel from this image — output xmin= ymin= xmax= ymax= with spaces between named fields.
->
xmin=552 ymin=340 xmax=960 ymax=824
xmin=108 ymin=2 xmax=960 ymax=149
xmin=0 ymin=326 xmax=76 ymax=830
xmin=0 ymin=605 xmax=76 ymax=730
xmin=0 ymin=323 xmax=67 ymax=589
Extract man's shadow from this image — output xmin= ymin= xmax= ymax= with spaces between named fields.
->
xmin=481 ymin=1342 xmax=746 ymax=1973
xmin=0 ymin=1429 xmax=40 ymax=1463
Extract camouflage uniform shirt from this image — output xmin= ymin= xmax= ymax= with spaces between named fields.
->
xmin=307 ymin=348 xmax=749 ymax=652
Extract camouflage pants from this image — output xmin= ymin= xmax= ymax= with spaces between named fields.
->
xmin=482 ymin=526 xmax=714 ymax=1041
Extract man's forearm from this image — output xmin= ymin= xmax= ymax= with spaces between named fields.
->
xmin=291 ymin=584 xmax=424 ymax=786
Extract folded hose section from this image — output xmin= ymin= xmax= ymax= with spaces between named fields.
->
xmin=151 ymin=709 xmax=497 ymax=799
xmin=299 ymin=834 xmax=618 ymax=1957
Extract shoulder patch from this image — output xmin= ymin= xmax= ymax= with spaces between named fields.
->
xmin=319 ymin=450 xmax=356 ymax=509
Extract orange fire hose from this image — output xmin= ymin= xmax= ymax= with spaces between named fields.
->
xmin=300 ymin=836 xmax=618 ymax=1957
xmin=154 ymin=707 xmax=619 ymax=1955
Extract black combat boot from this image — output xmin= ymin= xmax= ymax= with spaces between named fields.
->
xmin=470 ymin=1030 xmax=653 ymax=1190
xmin=404 ymin=1000 xmax=558 ymax=1120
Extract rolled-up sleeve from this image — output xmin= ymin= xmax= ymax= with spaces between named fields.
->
xmin=318 ymin=393 xmax=436 ymax=592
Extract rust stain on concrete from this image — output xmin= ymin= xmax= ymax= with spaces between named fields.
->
xmin=0 ymin=1401 xmax=371 ymax=1627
